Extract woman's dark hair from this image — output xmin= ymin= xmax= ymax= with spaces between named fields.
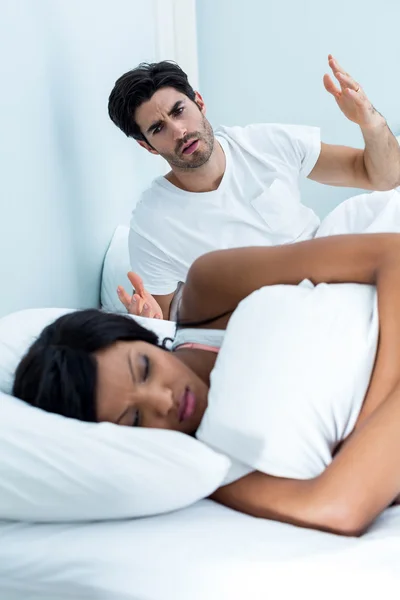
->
xmin=108 ymin=61 xmax=196 ymax=142
xmin=12 ymin=310 xmax=163 ymax=423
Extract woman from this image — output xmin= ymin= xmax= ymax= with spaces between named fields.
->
xmin=13 ymin=233 xmax=400 ymax=536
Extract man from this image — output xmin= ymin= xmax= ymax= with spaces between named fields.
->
xmin=108 ymin=55 xmax=400 ymax=320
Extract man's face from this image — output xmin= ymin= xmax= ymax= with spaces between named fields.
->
xmin=135 ymin=87 xmax=214 ymax=170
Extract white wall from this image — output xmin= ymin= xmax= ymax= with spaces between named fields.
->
xmin=196 ymin=0 xmax=400 ymax=217
xmin=0 ymin=0 xmax=167 ymax=317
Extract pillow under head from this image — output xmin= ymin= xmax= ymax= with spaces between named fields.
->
xmin=0 ymin=308 xmax=229 ymax=522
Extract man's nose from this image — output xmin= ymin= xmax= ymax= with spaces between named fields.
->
xmin=171 ymin=120 xmax=187 ymax=141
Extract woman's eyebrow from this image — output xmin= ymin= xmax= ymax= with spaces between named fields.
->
xmin=127 ymin=353 xmax=136 ymax=384
xmin=115 ymin=355 xmax=136 ymax=424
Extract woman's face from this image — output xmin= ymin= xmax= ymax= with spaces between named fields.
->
xmin=95 ymin=341 xmax=209 ymax=435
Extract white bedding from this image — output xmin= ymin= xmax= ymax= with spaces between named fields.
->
xmin=1 ymin=501 xmax=400 ymax=600
xmin=4 ymin=189 xmax=400 ymax=599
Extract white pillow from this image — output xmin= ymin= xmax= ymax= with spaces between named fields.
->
xmin=0 ymin=391 xmax=230 ymax=522
xmin=316 ymin=188 xmax=400 ymax=238
xmin=196 ymin=281 xmax=378 ymax=483
xmin=0 ymin=307 xmax=74 ymax=395
xmin=0 ymin=308 xmax=230 ymax=521
xmin=101 ymin=225 xmax=131 ymax=313
xmin=0 ymin=307 xmax=176 ymax=395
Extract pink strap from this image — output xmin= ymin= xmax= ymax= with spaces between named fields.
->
xmin=175 ymin=342 xmax=220 ymax=353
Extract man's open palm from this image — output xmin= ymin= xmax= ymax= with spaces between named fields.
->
xmin=117 ymin=272 xmax=163 ymax=319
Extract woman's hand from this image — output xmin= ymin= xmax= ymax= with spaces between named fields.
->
xmin=117 ymin=272 xmax=163 ymax=319
xmin=323 ymin=55 xmax=384 ymax=129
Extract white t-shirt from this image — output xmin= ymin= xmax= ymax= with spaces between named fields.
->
xmin=129 ymin=123 xmax=321 ymax=295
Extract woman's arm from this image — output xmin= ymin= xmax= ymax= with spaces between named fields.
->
xmin=188 ymin=234 xmax=400 ymax=534
xmin=182 ymin=233 xmax=400 ymax=417
xmin=354 ymin=259 xmax=400 ymax=426
xmin=181 ymin=233 xmax=400 ymax=324
xmin=212 ymin=377 xmax=400 ymax=536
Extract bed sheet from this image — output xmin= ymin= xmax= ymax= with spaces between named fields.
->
xmin=1 ymin=499 xmax=400 ymax=600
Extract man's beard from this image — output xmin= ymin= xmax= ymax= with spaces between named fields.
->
xmin=160 ymin=115 xmax=215 ymax=170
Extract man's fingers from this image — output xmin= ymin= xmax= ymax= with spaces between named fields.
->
xmin=328 ymin=55 xmax=347 ymax=76
xmin=140 ymin=302 xmax=152 ymax=318
xmin=117 ymin=287 xmax=144 ymax=316
xmin=344 ymin=87 xmax=364 ymax=103
xmin=127 ymin=271 xmax=146 ymax=298
xmin=335 ymin=71 xmax=360 ymax=92
xmin=328 ymin=55 xmax=358 ymax=94
xmin=126 ymin=296 xmax=142 ymax=316
xmin=323 ymin=73 xmax=340 ymax=97
xmin=117 ymin=286 xmax=132 ymax=310
xmin=132 ymin=293 xmax=145 ymax=313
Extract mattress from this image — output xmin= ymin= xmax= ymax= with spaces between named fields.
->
xmin=1 ymin=500 xmax=400 ymax=600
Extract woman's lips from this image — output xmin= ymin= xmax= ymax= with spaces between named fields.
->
xmin=178 ymin=388 xmax=197 ymax=422
xmin=182 ymin=140 xmax=199 ymax=155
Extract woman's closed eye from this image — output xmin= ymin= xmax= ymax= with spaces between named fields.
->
xmin=129 ymin=356 xmax=150 ymax=427
xmin=141 ymin=355 xmax=150 ymax=382
xmin=132 ymin=409 xmax=140 ymax=427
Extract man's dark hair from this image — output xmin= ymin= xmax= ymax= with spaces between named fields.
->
xmin=108 ymin=61 xmax=196 ymax=143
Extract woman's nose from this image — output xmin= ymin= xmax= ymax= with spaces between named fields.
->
xmin=143 ymin=387 xmax=175 ymax=417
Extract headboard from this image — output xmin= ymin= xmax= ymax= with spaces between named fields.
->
xmin=0 ymin=0 xmax=198 ymax=318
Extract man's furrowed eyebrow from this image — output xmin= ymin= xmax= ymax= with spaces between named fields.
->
xmin=168 ymin=100 xmax=184 ymax=115
xmin=115 ymin=356 xmax=136 ymax=424
xmin=146 ymin=120 xmax=162 ymax=135
xmin=146 ymin=100 xmax=184 ymax=134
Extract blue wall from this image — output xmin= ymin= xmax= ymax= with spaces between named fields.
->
xmin=0 ymin=0 xmax=165 ymax=317
xmin=196 ymin=0 xmax=400 ymax=217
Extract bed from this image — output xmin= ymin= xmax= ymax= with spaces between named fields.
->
xmin=2 ymin=501 xmax=400 ymax=600
xmin=3 ymin=190 xmax=400 ymax=599
xmin=3 ymin=11 xmax=400 ymax=586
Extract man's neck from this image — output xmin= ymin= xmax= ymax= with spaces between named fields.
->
xmin=165 ymin=140 xmax=226 ymax=193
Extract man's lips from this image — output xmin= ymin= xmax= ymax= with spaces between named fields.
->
xmin=182 ymin=139 xmax=199 ymax=155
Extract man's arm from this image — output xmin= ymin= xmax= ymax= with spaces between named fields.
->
xmin=309 ymin=138 xmax=400 ymax=191
xmin=308 ymin=55 xmax=400 ymax=191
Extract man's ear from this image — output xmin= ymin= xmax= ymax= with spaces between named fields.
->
xmin=194 ymin=91 xmax=206 ymax=115
xmin=137 ymin=140 xmax=159 ymax=155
